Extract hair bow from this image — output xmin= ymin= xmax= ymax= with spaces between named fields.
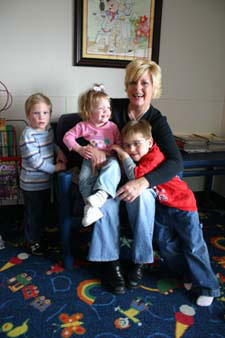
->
xmin=93 ymin=84 xmax=104 ymax=92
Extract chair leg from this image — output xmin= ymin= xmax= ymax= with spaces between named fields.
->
xmin=58 ymin=171 xmax=74 ymax=270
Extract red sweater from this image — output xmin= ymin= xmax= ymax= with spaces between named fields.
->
xmin=134 ymin=143 xmax=197 ymax=211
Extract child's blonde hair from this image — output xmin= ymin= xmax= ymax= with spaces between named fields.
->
xmin=121 ymin=120 xmax=152 ymax=140
xmin=25 ymin=93 xmax=52 ymax=117
xmin=78 ymin=84 xmax=111 ymax=121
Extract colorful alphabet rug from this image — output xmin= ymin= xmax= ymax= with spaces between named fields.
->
xmin=0 ymin=201 xmax=225 ymax=337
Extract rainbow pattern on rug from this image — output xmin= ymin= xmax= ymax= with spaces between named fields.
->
xmin=210 ymin=236 xmax=225 ymax=251
xmin=77 ymin=279 xmax=101 ymax=305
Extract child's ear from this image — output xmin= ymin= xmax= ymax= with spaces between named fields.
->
xmin=148 ymin=137 xmax=153 ymax=148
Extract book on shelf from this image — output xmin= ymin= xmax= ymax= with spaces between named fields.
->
xmin=0 ymin=126 xmax=8 ymax=157
xmin=6 ymin=125 xmax=16 ymax=156
xmin=194 ymin=133 xmax=225 ymax=151
xmin=0 ymin=124 xmax=16 ymax=157
xmin=174 ymin=133 xmax=225 ymax=153
xmin=174 ymin=134 xmax=208 ymax=153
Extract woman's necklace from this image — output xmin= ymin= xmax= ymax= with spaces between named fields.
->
xmin=128 ymin=104 xmax=149 ymax=121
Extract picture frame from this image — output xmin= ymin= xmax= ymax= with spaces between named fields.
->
xmin=74 ymin=0 xmax=163 ymax=68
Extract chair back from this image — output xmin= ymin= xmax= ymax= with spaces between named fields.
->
xmin=56 ymin=113 xmax=82 ymax=168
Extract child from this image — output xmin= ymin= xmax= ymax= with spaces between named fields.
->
xmin=112 ymin=119 xmax=220 ymax=306
xmin=20 ymin=93 xmax=66 ymax=255
xmin=63 ymin=84 xmax=121 ymax=227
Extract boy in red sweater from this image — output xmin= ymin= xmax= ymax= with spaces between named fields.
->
xmin=112 ymin=120 xmax=220 ymax=306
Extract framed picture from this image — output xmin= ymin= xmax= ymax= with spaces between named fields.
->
xmin=74 ymin=0 xmax=163 ymax=68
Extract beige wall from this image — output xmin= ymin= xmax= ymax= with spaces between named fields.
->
xmin=0 ymin=0 xmax=225 ymax=194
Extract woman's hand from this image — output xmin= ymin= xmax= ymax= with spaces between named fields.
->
xmin=90 ymin=147 xmax=107 ymax=173
xmin=117 ymin=177 xmax=150 ymax=202
xmin=78 ymin=145 xmax=93 ymax=160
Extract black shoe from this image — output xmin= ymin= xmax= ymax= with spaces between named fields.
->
xmin=127 ymin=263 xmax=145 ymax=289
xmin=30 ymin=242 xmax=43 ymax=256
xmin=102 ymin=260 xmax=126 ymax=294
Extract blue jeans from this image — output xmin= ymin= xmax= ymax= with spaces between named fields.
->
xmin=154 ymin=203 xmax=220 ymax=297
xmin=78 ymin=157 xmax=121 ymax=200
xmin=88 ymin=188 xmax=157 ymax=263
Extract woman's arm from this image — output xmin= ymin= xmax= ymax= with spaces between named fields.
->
xmin=111 ymin=100 xmax=182 ymax=186
xmin=145 ymin=112 xmax=183 ymax=187
xmin=110 ymin=101 xmax=183 ymax=198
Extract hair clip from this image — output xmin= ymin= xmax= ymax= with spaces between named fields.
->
xmin=93 ymin=84 xmax=104 ymax=92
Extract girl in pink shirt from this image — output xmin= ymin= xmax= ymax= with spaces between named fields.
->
xmin=63 ymin=84 xmax=121 ymax=227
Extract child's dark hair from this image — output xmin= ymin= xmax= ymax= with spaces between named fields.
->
xmin=78 ymin=84 xmax=111 ymax=121
xmin=121 ymin=120 xmax=152 ymax=140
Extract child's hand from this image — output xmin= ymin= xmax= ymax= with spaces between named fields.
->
xmin=55 ymin=162 xmax=66 ymax=172
xmin=57 ymin=149 xmax=67 ymax=164
xmin=78 ymin=145 xmax=93 ymax=159
xmin=111 ymin=145 xmax=129 ymax=161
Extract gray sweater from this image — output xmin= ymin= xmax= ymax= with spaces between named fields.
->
xmin=20 ymin=126 xmax=56 ymax=191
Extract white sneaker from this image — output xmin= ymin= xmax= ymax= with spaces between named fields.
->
xmin=196 ymin=295 xmax=214 ymax=306
xmin=82 ymin=205 xmax=103 ymax=227
xmin=86 ymin=190 xmax=108 ymax=208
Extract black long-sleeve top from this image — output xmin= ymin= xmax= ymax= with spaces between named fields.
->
xmin=111 ymin=98 xmax=183 ymax=187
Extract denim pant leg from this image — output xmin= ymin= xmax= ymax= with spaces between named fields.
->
xmin=78 ymin=160 xmax=97 ymax=200
xmin=154 ymin=203 xmax=191 ymax=278
xmin=88 ymin=197 xmax=120 ymax=261
xmin=93 ymin=157 xmax=121 ymax=198
xmin=155 ymin=204 xmax=220 ymax=297
xmin=126 ymin=188 xmax=157 ymax=264
xmin=176 ymin=210 xmax=220 ymax=297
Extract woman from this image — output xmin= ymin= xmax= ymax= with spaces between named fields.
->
xmin=87 ymin=59 xmax=183 ymax=294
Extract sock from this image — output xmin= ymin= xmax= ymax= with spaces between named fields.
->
xmin=184 ymin=283 xmax=192 ymax=291
xmin=196 ymin=295 xmax=214 ymax=306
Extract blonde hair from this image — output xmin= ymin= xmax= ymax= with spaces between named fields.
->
xmin=78 ymin=84 xmax=111 ymax=121
xmin=124 ymin=59 xmax=162 ymax=99
xmin=25 ymin=93 xmax=52 ymax=117
xmin=121 ymin=120 xmax=152 ymax=140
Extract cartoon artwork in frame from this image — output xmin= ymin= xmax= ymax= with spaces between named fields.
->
xmin=74 ymin=0 xmax=163 ymax=68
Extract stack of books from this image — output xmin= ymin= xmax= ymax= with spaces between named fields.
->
xmin=174 ymin=134 xmax=208 ymax=153
xmin=195 ymin=134 xmax=225 ymax=152
xmin=174 ymin=133 xmax=225 ymax=153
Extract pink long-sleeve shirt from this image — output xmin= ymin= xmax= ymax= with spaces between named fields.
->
xmin=63 ymin=120 xmax=121 ymax=152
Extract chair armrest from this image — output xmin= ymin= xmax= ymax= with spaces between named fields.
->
xmin=58 ymin=170 xmax=73 ymax=210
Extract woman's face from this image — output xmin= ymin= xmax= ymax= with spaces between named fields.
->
xmin=127 ymin=70 xmax=153 ymax=110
